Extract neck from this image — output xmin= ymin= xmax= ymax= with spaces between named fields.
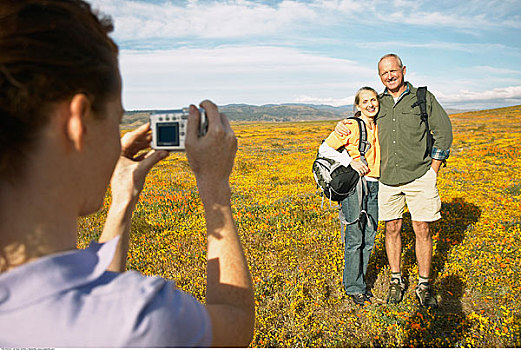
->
xmin=361 ymin=115 xmax=375 ymax=128
xmin=0 ymin=166 xmax=79 ymax=273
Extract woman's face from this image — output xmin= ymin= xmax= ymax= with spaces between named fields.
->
xmin=356 ymin=90 xmax=379 ymax=119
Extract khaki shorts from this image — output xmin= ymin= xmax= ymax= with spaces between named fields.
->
xmin=378 ymin=168 xmax=441 ymax=222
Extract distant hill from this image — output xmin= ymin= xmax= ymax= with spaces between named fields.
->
xmin=219 ymin=103 xmax=352 ymax=122
xmin=121 ymin=103 xmax=471 ymax=128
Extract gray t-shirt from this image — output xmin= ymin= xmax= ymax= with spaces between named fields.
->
xmin=0 ymin=237 xmax=211 ymax=347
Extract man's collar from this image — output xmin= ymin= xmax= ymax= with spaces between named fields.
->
xmin=382 ymin=82 xmax=411 ymax=98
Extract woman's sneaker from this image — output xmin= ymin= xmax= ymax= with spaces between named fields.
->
xmin=349 ymin=293 xmax=371 ymax=306
xmin=365 ymin=289 xmax=374 ymax=299
xmin=387 ymin=278 xmax=406 ymax=304
xmin=415 ymin=283 xmax=438 ymax=308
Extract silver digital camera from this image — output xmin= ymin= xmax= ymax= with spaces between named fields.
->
xmin=150 ymin=108 xmax=208 ymax=151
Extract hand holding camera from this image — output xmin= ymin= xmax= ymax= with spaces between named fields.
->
xmin=185 ymin=101 xmax=237 ymax=201
xmin=150 ymin=107 xmax=208 ymax=151
xmin=111 ymin=123 xmax=169 ymax=205
xmin=149 ymin=101 xmax=236 ymax=195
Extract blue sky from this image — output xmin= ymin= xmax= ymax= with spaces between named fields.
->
xmin=89 ymin=0 xmax=521 ymax=111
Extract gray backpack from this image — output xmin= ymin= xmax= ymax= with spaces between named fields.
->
xmin=312 ymin=117 xmax=369 ymax=203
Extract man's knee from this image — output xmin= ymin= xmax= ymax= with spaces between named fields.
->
xmin=385 ymin=219 xmax=402 ymax=238
xmin=413 ymin=221 xmax=431 ymax=240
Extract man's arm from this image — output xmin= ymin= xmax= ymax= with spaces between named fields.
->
xmin=99 ymin=124 xmax=168 ymax=272
xmin=430 ymin=159 xmax=443 ymax=173
xmin=335 ymin=118 xmax=354 ymax=136
xmin=427 ymin=92 xmax=453 ymax=173
xmin=185 ymin=101 xmax=254 ymax=347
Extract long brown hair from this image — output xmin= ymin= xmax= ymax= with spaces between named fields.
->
xmin=0 ymin=0 xmax=119 ymax=181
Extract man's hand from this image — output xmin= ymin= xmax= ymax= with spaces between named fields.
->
xmin=335 ymin=118 xmax=354 ymax=137
xmin=350 ymin=159 xmax=369 ymax=176
xmin=430 ymin=159 xmax=442 ymax=174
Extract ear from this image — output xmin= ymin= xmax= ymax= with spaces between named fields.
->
xmin=402 ymin=65 xmax=407 ymax=75
xmin=66 ymin=94 xmax=91 ymax=152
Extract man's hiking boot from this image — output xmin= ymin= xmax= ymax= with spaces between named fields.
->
xmin=349 ymin=293 xmax=371 ymax=306
xmin=387 ymin=278 xmax=406 ymax=304
xmin=415 ymin=283 xmax=438 ymax=308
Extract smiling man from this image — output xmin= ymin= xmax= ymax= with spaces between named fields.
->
xmin=337 ymin=53 xmax=453 ymax=308
xmin=375 ymin=53 xmax=453 ymax=308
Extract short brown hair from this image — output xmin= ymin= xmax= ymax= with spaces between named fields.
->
xmin=0 ymin=0 xmax=119 ymax=180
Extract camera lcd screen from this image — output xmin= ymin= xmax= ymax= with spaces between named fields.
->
xmin=156 ymin=122 xmax=180 ymax=146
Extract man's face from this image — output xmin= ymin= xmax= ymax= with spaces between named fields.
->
xmin=378 ymin=57 xmax=406 ymax=93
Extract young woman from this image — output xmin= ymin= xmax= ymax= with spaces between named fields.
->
xmin=0 ymin=0 xmax=253 ymax=346
xmin=319 ymin=87 xmax=380 ymax=305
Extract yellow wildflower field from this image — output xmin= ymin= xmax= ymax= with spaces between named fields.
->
xmin=79 ymin=105 xmax=521 ymax=347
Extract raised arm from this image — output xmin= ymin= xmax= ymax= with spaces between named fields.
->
xmin=99 ymin=123 xmax=168 ymax=272
xmin=185 ymin=101 xmax=255 ymax=347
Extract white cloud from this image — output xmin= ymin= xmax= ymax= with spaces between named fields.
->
xmin=378 ymin=11 xmax=490 ymax=30
xmin=91 ymin=0 xmax=318 ymax=40
xmin=296 ymin=86 xmax=521 ymax=110
xmin=117 ymin=45 xmax=521 ymax=110
xmin=321 ymin=0 xmax=365 ymax=12
xmin=88 ymin=0 xmax=521 ymax=43
xmin=292 ymin=95 xmax=355 ymax=106
xmin=356 ymin=41 xmax=519 ymax=55
xmin=85 ymin=0 xmax=521 ymax=110
xmin=437 ymin=85 xmax=521 ymax=103
xmin=119 ymin=46 xmax=377 ymax=109
xmin=472 ymin=66 xmax=521 ymax=75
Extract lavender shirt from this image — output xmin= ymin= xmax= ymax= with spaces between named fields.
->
xmin=0 ymin=237 xmax=211 ymax=347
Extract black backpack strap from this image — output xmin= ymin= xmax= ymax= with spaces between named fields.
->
xmin=411 ymin=86 xmax=433 ymax=156
xmin=412 ymin=86 xmax=428 ymax=125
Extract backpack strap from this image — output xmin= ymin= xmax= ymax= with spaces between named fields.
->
xmin=337 ymin=118 xmax=371 ymax=232
xmin=411 ymin=86 xmax=434 ymax=156
xmin=338 ymin=177 xmax=373 ymax=234
xmin=412 ymin=86 xmax=428 ymax=125
xmin=344 ymin=116 xmax=369 ymax=164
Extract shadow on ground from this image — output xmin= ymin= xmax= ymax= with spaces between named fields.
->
xmin=366 ymin=197 xmax=482 ymax=346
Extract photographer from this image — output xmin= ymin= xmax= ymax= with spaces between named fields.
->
xmin=0 ymin=0 xmax=254 ymax=347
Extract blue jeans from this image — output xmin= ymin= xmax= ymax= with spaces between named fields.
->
xmin=342 ymin=180 xmax=379 ymax=295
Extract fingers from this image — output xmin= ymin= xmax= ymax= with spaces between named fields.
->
xmin=138 ymin=149 xmax=169 ymax=174
xmin=121 ymin=122 xmax=152 ymax=158
xmin=350 ymin=160 xmax=369 ymax=176
xmin=133 ymin=122 xmax=151 ymax=135
xmin=355 ymin=168 xmax=366 ymax=176
xmin=335 ymin=120 xmax=351 ymax=136
xmin=122 ymin=123 xmax=150 ymax=145
xmin=186 ymin=105 xmax=201 ymax=140
xmin=187 ymin=100 xmax=229 ymax=143
xmin=200 ymin=100 xmax=221 ymax=134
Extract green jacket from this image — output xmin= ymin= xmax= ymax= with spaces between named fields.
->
xmin=377 ymin=82 xmax=453 ymax=186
